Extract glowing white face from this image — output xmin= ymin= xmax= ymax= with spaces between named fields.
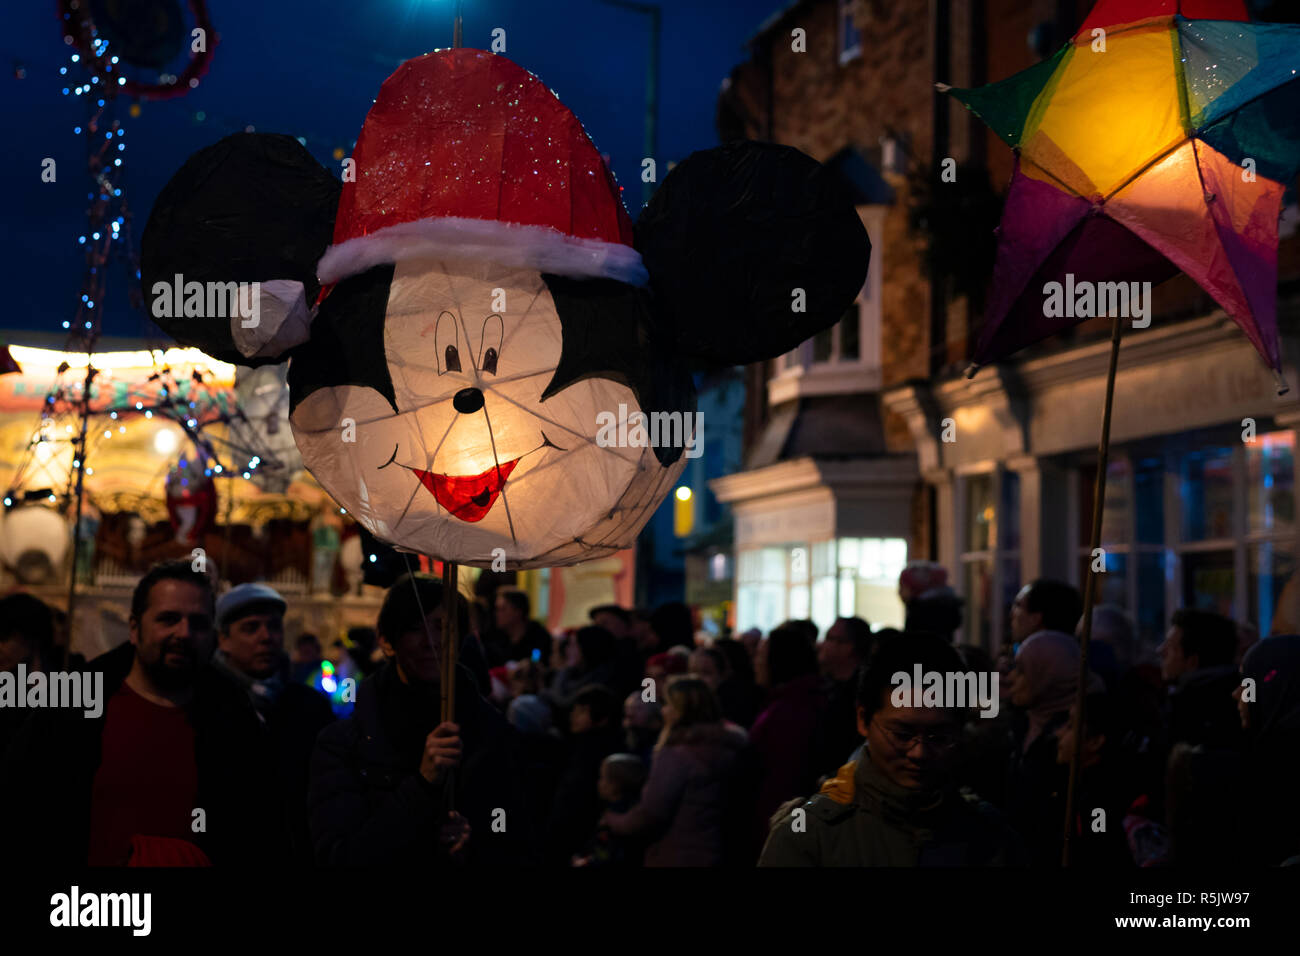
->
xmin=290 ymin=256 xmax=682 ymax=568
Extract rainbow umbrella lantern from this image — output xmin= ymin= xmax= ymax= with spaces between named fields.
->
xmin=945 ymin=0 xmax=1300 ymax=388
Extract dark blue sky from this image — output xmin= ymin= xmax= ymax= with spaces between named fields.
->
xmin=1 ymin=0 xmax=784 ymax=341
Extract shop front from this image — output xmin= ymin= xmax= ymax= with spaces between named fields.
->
xmin=711 ymin=456 xmax=917 ymax=637
xmin=884 ymin=309 xmax=1300 ymax=653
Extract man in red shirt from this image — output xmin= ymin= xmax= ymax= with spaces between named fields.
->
xmin=86 ymin=564 xmax=215 ymax=865
xmin=5 ymin=560 xmax=272 ymax=866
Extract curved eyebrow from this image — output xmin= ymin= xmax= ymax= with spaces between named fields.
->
xmin=376 ymin=443 xmax=398 ymax=470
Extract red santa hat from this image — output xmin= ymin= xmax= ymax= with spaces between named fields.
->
xmin=316 ymin=48 xmax=646 ymax=291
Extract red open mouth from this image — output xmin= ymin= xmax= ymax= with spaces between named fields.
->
xmin=413 ymin=458 xmax=520 ymax=522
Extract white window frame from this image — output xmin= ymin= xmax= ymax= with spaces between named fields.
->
xmin=769 ymin=206 xmax=883 ymax=403
xmin=955 ymin=464 xmax=1020 ymax=653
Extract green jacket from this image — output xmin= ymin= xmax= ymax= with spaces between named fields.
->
xmin=758 ymin=757 xmax=1025 ymax=867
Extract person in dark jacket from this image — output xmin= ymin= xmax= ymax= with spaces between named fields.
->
xmin=646 ymin=601 xmax=694 ymax=661
xmin=1053 ymin=691 xmax=1136 ymax=867
xmin=3 ymin=560 xmax=272 ymax=866
xmin=210 ymin=582 xmax=335 ymax=864
xmin=589 ymin=605 xmax=645 ymax=700
xmin=0 ymin=592 xmax=58 ymax=757
xmin=1160 ymin=608 xmax=1242 ymax=750
xmin=1235 ymin=633 xmax=1300 ymax=864
xmin=544 ymin=684 xmax=625 ymax=864
xmin=506 ymin=693 xmax=565 ymax=841
xmin=481 ymin=586 xmax=551 ymax=667
xmin=749 ymin=624 xmax=827 ymax=856
xmin=712 ymin=637 xmax=763 ymax=729
xmin=1165 ymin=633 xmax=1300 ymax=866
xmin=1004 ymin=629 xmax=1104 ymax=867
xmin=602 ymin=676 xmax=746 ymax=866
xmin=308 ymin=573 xmax=533 ymax=866
xmin=547 ymin=626 xmax=626 ymax=702
xmin=760 ymin=633 xmax=1023 ymax=867
xmin=622 ymin=690 xmax=663 ymax=766
xmin=572 ymin=752 xmax=647 ymax=867
xmin=815 ymin=616 xmax=874 ymax=780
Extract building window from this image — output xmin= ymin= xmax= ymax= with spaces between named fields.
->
xmin=775 ymin=294 xmax=877 ymax=374
xmin=958 ymin=469 xmax=1021 ymax=651
xmin=735 ymin=536 xmax=907 ymax=635
xmin=783 ymin=302 xmax=864 ymax=370
xmin=840 ymin=537 xmax=909 ymax=631
xmin=737 ymin=547 xmax=788 ymax=636
xmin=770 ymin=207 xmax=882 ymax=399
xmin=838 ymin=0 xmax=862 ymax=64
xmin=1072 ymin=428 xmax=1297 ymax=645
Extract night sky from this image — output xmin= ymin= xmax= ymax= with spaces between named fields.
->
xmin=0 ymin=0 xmax=784 ymax=342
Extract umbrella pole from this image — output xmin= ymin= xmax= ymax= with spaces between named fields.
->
xmin=1062 ymin=311 xmax=1123 ymax=867
xmin=441 ymin=559 xmax=459 ymax=812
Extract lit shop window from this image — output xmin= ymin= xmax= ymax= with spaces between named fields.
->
xmin=835 ymin=537 xmax=909 ymax=631
xmin=735 ymin=537 xmax=907 ymax=635
xmin=959 ymin=470 xmax=1020 ymax=651
xmin=737 ymin=547 xmax=788 ymax=636
xmin=1073 ymin=429 xmax=1296 ymax=644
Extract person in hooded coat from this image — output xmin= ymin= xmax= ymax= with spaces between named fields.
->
xmin=308 ymin=574 xmax=533 ymax=867
xmin=600 ymin=676 xmax=746 ymax=866
xmin=1004 ymin=629 xmax=1104 ymax=866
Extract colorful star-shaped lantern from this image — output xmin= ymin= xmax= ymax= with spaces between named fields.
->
xmin=947 ymin=0 xmax=1300 ymax=385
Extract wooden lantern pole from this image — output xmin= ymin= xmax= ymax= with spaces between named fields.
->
xmin=1061 ymin=310 xmax=1123 ymax=866
xmin=442 ymin=0 xmax=462 ymax=745
xmin=440 ymin=558 xmax=458 ymax=724
xmin=440 ymin=558 xmax=459 ymax=814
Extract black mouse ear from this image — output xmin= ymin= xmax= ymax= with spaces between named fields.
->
xmin=140 ymin=132 xmax=340 ymax=367
xmin=634 ymin=141 xmax=870 ymax=366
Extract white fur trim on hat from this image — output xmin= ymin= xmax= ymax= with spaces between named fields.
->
xmin=316 ymin=216 xmax=648 ymax=287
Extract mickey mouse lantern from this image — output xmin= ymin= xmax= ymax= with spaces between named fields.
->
xmin=142 ymin=49 xmax=869 ymax=569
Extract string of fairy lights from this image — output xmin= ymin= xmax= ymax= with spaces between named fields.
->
xmin=2 ymin=4 xmax=308 ymax=517
xmin=3 ymin=356 xmax=291 ymax=513
xmin=59 ymin=34 xmax=140 ymax=344
xmin=5 ymin=2 xmax=368 ymax=597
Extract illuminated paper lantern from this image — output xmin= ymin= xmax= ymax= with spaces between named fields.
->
xmin=141 ymin=49 xmax=869 ymax=568
xmin=945 ymin=0 xmax=1300 ymax=382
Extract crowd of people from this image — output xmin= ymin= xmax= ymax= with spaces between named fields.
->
xmin=2 ymin=556 xmax=1297 ymax=867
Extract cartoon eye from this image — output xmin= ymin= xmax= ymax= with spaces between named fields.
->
xmin=479 ymin=314 xmax=503 ymax=376
xmin=436 ymin=311 xmax=460 ymax=375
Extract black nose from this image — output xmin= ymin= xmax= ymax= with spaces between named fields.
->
xmin=453 ymin=387 xmax=485 ymax=414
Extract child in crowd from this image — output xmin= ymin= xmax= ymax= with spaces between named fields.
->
xmin=571 ymin=754 xmax=647 ymax=867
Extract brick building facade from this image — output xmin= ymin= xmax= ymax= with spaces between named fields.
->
xmin=713 ymin=0 xmax=1300 ymax=651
